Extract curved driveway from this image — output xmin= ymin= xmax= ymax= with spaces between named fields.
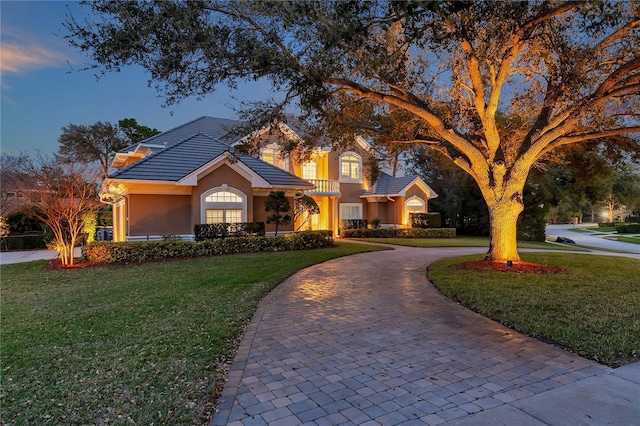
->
xmin=210 ymin=246 xmax=638 ymax=425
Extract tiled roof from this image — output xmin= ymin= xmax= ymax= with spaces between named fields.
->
xmin=118 ymin=116 xmax=242 ymax=153
xmin=363 ymin=171 xmax=424 ymax=196
xmin=110 ymin=133 xmax=313 ymax=188
xmin=238 ymin=155 xmax=314 ymax=188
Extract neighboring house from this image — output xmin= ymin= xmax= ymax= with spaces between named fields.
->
xmin=101 ymin=116 xmax=437 ymax=241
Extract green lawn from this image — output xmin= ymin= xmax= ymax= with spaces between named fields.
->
xmin=351 ymin=236 xmax=583 ymax=251
xmin=0 ymin=242 xmax=386 ymax=425
xmin=428 ymin=252 xmax=640 ymax=367
xmin=608 ymin=235 xmax=640 ymax=245
xmin=585 ymin=226 xmax=618 ymax=232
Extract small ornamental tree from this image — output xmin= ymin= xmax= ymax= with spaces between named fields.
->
xmin=265 ymin=191 xmax=292 ymax=236
xmin=294 ymin=194 xmax=320 ymax=231
xmin=20 ymin=155 xmax=102 ymax=266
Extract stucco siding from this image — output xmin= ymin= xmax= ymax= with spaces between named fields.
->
xmin=128 ymin=194 xmax=191 ymax=236
xmin=192 ymin=164 xmax=254 ymax=225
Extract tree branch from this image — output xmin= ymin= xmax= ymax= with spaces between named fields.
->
xmin=539 ymin=126 xmax=640 ymax=157
xmin=522 ymin=1 xmax=581 ymax=30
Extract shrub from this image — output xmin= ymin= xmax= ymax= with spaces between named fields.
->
xmin=6 ymin=208 xmax=45 ymax=234
xmin=193 ymin=222 xmax=265 ymax=241
xmin=410 ymin=212 xmax=442 ymax=229
xmin=616 ymin=224 xmax=640 ymax=234
xmin=84 ymin=212 xmax=98 ymax=244
xmin=83 ymin=231 xmax=333 ymax=264
xmin=404 ymin=228 xmax=456 ymax=238
xmin=285 ymin=230 xmax=334 ymax=249
xmin=0 ymin=234 xmax=49 ymax=251
xmin=340 ymin=219 xmax=368 ymax=232
xmin=598 ymin=222 xmax=617 ymax=227
xmin=340 ymin=227 xmax=456 ymax=238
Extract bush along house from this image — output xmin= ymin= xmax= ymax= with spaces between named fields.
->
xmin=99 ymin=116 xmax=438 ymax=241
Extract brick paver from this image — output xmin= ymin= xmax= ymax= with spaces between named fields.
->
xmin=210 ymin=246 xmax=608 ymax=425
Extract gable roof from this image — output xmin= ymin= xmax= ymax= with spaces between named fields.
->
xmin=118 ymin=116 xmax=242 ymax=154
xmin=109 ymin=133 xmax=314 ymax=189
xmin=362 ymin=171 xmax=438 ymax=198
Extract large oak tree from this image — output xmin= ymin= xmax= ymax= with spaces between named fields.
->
xmin=66 ymin=0 xmax=639 ymax=261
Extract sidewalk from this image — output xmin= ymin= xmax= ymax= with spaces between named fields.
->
xmin=0 ymin=247 xmax=82 ymax=265
xmin=210 ymin=246 xmax=639 ymax=425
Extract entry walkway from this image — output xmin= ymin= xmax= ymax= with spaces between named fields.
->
xmin=210 ymin=246 xmax=639 ymax=425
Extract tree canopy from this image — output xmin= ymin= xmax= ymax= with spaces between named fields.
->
xmin=118 ymin=118 xmax=160 ymax=143
xmin=58 ymin=119 xmax=161 ymax=179
xmin=58 ymin=121 xmax=127 ymax=179
xmin=66 ymin=0 xmax=639 ymax=261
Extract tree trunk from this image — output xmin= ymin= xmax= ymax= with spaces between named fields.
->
xmin=485 ymin=197 xmax=524 ymax=262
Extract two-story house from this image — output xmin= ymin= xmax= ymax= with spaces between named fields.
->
xmin=101 ymin=116 xmax=437 ymax=241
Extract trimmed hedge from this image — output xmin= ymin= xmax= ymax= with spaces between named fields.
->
xmin=409 ymin=212 xmax=442 ymax=229
xmin=194 ymin=222 xmax=265 ymax=241
xmin=598 ymin=222 xmax=617 ymax=227
xmin=83 ymin=231 xmax=334 ymax=264
xmin=340 ymin=227 xmax=456 ymax=238
xmin=339 ymin=219 xmax=368 ymax=232
xmin=616 ymin=223 xmax=640 ymax=234
xmin=0 ymin=234 xmax=48 ymax=251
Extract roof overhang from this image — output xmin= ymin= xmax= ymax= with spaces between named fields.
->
xmin=178 ymin=153 xmax=272 ymax=188
xmin=111 ymin=143 xmax=167 ymax=168
xmin=360 ymin=177 xmax=438 ymax=199
xmin=232 ymin=122 xmax=306 ymax=147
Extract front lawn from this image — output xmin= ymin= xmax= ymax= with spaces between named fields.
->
xmin=608 ymin=235 xmax=640 ymax=245
xmin=351 ymin=236 xmax=582 ymax=251
xmin=0 ymin=242 xmax=386 ymax=425
xmin=585 ymin=226 xmax=618 ymax=232
xmin=428 ymin=253 xmax=640 ymax=367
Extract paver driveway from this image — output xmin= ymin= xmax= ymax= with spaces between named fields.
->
xmin=211 ymin=246 xmax=608 ymax=425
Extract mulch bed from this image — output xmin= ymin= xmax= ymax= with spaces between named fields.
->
xmin=457 ymin=260 xmax=565 ymax=274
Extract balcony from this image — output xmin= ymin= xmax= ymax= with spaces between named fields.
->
xmin=305 ymin=179 xmax=341 ymax=196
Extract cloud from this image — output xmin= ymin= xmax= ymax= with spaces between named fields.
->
xmin=1 ymin=40 xmax=67 ymax=73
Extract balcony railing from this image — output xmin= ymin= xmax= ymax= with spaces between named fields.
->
xmin=305 ymin=179 xmax=341 ymax=196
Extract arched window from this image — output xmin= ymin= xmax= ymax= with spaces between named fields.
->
xmin=302 ymin=161 xmax=317 ymax=180
xmin=339 ymin=152 xmax=362 ymax=182
xmin=405 ymin=196 xmax=426 ymax=225
xmin=201 ymin=187 xmax=246 ymax=224
xmin=261 ymin=145 xmax=288 ymax=171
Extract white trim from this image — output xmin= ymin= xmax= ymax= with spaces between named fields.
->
xmin=405 ymin=195 xmax=426 ymax=225
xmin=359 ymin=177 xmax=439 ymax=199
xmin=354 ymin=135 xmax=373 ymax=152
xmin=233 ymin=122 xmax=306 ymax=147
xmin=179 ymin=153 xmax=271 ymax=188
xmin=302 ymin=160 xmax=317 ymax=180
xmin=339 ymin=151 xmax=363 ymax=184
xmin=127 ymin=234 xmax=195 ymax=242
xmin=339 ymin=203 xmax=363 ymax=220
xmin=260 ymin=143 xmax=289 ymax=172
xmin=200 ymin=186 xmax=247 ymax=224
xmin=405 ymin=195 xmax=426 ymax=208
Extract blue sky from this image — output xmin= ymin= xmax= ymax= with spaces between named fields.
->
xmin=1 ymin=1 xmax=277 ymax=155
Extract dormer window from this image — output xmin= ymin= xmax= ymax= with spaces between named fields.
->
xmin=339 ymin=152 xmax=362 ymax=183
xmin=261 ymin=145 xmax=288 ymax=171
